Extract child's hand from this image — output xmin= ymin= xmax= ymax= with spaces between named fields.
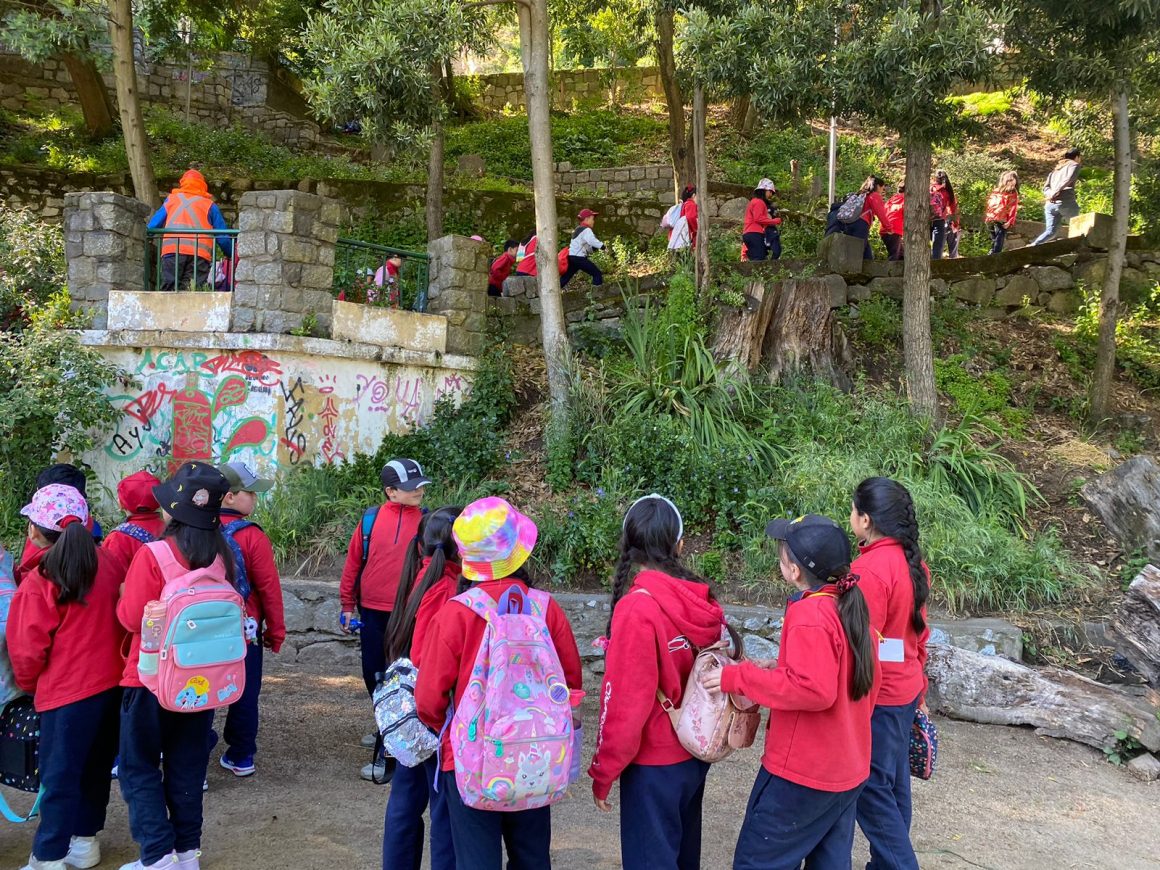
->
xmin=594 ymin=795 xmax=612 ymax=812
xmin=340 ymin=611 xmax=356 ymax=634
xmin=701 ymin=670 xmax=723 ymax=694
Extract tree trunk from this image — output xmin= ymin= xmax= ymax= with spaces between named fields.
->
xmin=901 ymin=136 xmax=939 ymax=421
xmin=426 ymin=64 xmax=446 ymax=242
xmin=654 ymin=9 xmax=688 ymax=197
xmin=693 ymin=83 xmax=710 ymax=291
xmin=61 ymin=52 xmax=115 ymax=139
xmin=926 ymin=644 xmax=1160 ymax=753
xmin=713 ymin=279 xmax=781 ymax=371
xmin=107 ymin=0 xmax=158 ymax=207
xmin=1089 ymin=85 xmax=1132 ymax=423
xmin=519 ymin=0 xmax=571 ymax=420
xmin=730 ymin=95 xmax=750 ymax=132
xmin=1112 ymin=564 xmax=1160 ymax=687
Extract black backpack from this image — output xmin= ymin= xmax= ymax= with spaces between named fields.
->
xmin=0 ymin=695 xmax=41 ymax=823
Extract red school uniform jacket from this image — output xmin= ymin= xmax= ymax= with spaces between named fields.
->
xmin=489 ymin=252 xmax=516 ymax=288
xmin=409 ymin=558 xmax=461 ymax=666
xmin=721 ymin=586 xmax=878 ymax=792
xmin=743 ymin=197 xmax=779 ymax=234
xmin=102 ymin=512 xmax=167 ymax=571
xmin=8 ymin=549 xmax=128 ymax=711
xmin=221 ymin=509 xmax=287 ymax=652
xmin=338 ymin=502 xmax=424 ymax=612
xmin=984 ymin=190 xmax=1020 ymax=228
xmin=681 ymin=199 xmax=700 ymax=248
xmin=881 ymin=193 xmax=905 ymax=237
xmin=860 ymin=190 xmax=889 ymax=230
xmin=515 ymin=237 xmax=539 ymax=276
xmin=851 ymin=537 xmax=930 ymax=706
xmin=414 ymin=578 xmax=583 ymax=772
xmin=588 ymin=570 xmax=728 ymax=801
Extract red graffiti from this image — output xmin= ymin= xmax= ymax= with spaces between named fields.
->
xmin=124 ymin=383 xmax=177 ymax=426
xmin=320 ymin=395 xmax=345 ymax=464
xmin=223 ymin=419 xmax=270 ymax=459
xmin=201 ymin=351 xmax=283 ymax=387
xmin=170 ymin=387 xmax=213 ymax=472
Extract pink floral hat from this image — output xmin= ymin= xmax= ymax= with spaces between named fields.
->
xmin=21 ymin=484 xmax=89 ymax=532
xmin=452 ymin=497 xmax=538 ymax=583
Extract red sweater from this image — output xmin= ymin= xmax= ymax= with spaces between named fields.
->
xmin=221 ymin=510 xmax=287 ymax=652
xmin=722 ymin=585 xmax=877 ymax=792
xmin=515 ymin=237 xmax=539 ymax=276
xmin=984 ymin=190 xmax=1020 ymax=228
xmin=339 ymin=502 xmax=424 ymax=611
xmin=881 ymin=193 xmax=905 ymax=236
xmin=588 ymin=570 xmax=727 ymax=801
xmin=489 ymin=252 xmax=516 ymax=288
xmin=860 ymin=191 xmax=888 ymax=230
xmin=16 ymin=540 xmax=44 ymax=585
xmin=743 ymin=197 xmax=780 ymax=234
xmin=409 ymin=559 xmax=460 ymax=665
xmin=851 ymin=538 xmax=930 ymax=706
xmin=414 ymin=579 xmax=583 ymax=772
xmin=682 ymin=200 xmax=700 ymax=248
xmin=8 ymin=550 xmax=128 ymax=711
xmin=102 ymin=513 xmax=167 ymax=574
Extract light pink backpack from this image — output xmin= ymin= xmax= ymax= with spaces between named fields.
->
xmin=137 ymin=541 xmax=248 ymax=713
xmin=449 ymin=585 xmax=574 ymax=811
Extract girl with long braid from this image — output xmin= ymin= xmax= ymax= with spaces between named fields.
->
xmin=589 ymin=494 xmax=738 ymax=870
xmin=849 ymin=477 xmax=930 ymax=870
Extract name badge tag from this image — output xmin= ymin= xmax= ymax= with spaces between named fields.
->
xmin=878 ymin=637 xmax=905 ymax=663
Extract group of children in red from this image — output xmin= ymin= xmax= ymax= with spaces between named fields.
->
xmin=344 ymin=457 xmax=929 ymax=870
xmin=2 ymin=461 xmax=285 ymax=870
xmin=486 ymin=209 xmax=607 ymax=297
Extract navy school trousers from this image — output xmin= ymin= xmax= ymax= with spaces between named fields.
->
xmin=856 ymin=699 xmax=921 ymax=870
xmin=441 ymin=771 xmax=551 ymax=870
xmin=620 ymin=758 xmax=711 ymax=870
xmin=383 ymin=756 xmax=455 ymax=870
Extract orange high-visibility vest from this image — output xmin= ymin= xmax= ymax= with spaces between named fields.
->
xmin=160 ymin=192 xmax=215 ymax=260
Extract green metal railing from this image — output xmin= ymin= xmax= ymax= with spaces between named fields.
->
xmin=145 ymin=228 xmax=240 ymax=292
xmin=333 ymin=238 xmax=430 ymax=313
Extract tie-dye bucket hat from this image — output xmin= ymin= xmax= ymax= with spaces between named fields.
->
xmin=452 ymin=497 xmax=538 ymax=583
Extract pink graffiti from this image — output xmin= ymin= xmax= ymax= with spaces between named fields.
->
xmin=318 ymin=374 xmax=338 ymax=396
xmin=320 ymin=396 xmax=345 ymax=464
xmin=395 ymin=376 xmax=423 ymax=423
xmin=356 ymin=374 xmax=390 ymax=413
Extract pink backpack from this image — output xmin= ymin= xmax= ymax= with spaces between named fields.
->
xmin=449 ymin=585 xmax=574 ymax=811
xmin=137 ymin=541 xmax=248 ymax=713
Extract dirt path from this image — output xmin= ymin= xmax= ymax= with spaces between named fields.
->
xmin=2 ymin=658 xmax=1156 ymax=869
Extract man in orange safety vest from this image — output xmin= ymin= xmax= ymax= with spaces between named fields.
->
xmin=146 ymin=169 xmax=234 ymax=291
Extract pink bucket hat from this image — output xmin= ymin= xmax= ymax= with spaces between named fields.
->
xmin=21 ymin=484 xmax=89 ymax=532
xmin=452 ymin=497 xmax=538 ymax=583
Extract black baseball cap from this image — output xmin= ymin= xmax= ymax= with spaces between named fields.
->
xmin=153 ymin=462 xmax=230 ymax=530
xmin=380 ymin=458 xmax=431 ymax=492
xmin=36 ymin=463 xmax=88 ymax=497
xmin=766 ymin=514 xmax=851 ymax=580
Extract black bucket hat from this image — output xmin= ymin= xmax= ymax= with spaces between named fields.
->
xmin=153 ymin=462 xmax=229 ymax=530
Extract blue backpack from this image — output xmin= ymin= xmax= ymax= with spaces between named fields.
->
xmin=112 ymin=522 xmax=157 ymax=545
xmin=220 ymin=519 xmax=255 ymax=603
xmin=353 ymin=506 xmax=380 ymax=607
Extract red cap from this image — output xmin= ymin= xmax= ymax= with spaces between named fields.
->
xmin=578 ymin=208 xmax=599 ymax=220
xmin=117 ymin=470 xmax=162 ymax=514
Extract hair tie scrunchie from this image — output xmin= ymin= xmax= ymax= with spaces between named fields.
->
xmin=835 ymin=573 xmax=860 ymax=595
xmin=58 ymin=515 xmax=83 ymax=529
xmin=431 ymin=541 xmax=445 ymax=551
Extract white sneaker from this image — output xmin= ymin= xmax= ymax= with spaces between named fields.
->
xmin=21 ymin=855 xmax=67 ymax=870
xmin=175 ymin=850 xmax=201 ymax=870
xmin=118 ymin=853 xmax=177 ymax=869
xmin=361 ymin=758 xmax=386 ymax=782
xmin=63 ymin=836 xmax=101 ymax=869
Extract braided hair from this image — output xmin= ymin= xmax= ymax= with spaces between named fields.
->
xmin=384 ymin=506 xmax=463 ymax=662
xmin=607 ymin=496 xmax=742 ymax=656
xmin=853 ymin=477 xmax=929 ymax=634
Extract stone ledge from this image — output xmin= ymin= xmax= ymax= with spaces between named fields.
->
xmin=107 ymin=290 xmax=233 ymax=332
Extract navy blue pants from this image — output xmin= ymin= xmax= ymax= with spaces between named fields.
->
xmin=222 ymin=641 xmax=264 ymax=761
xmin=360 ymin=606 xmax=391 ymax=696
xmin=33 ymin=688 xmax=121 ymax=861
xmin=561 ymin=255 xmax=604 ymax=288
xmin=119 ymin=687 xmax=215 ymax=864
xmin=930 ymin=220 xmax=947 ymax=259
xmin=383 ymin=756 xmax=455 ymax=870
xmin=856 ymin=700 xmax=920 ymax=870
xmin=620 ymin=758 xmax=710 ymax=870
xmin=733 ymin=769 xmax=863 ymax=870
xmin=442 ymin=771 xmax=551 ymax=870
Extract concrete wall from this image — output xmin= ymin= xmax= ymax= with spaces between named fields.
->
xmin=79 ymin=330 xmax=475 ymax=500
xmin=478 ymin=66 xmax=663 ymax=113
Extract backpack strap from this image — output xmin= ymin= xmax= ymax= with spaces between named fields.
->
xmin=0 ymin=787 xmax=42 ymax=824
xmin=145 ymin=540 xmax=183 ymax=582
xmin=113 ymin=523 xmax=156 ymax=545
xmin=452 ymin=587 xmax=500 ymax=623
xmin=352 ymin=506 xmax=380 ymax=609
xmin=220 ymin=520 xmax=254 ymax=602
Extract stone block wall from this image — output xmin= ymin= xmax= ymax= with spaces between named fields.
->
xmin=477 ymin=66 xmax=664 ymax=113
xmin=426 ymin=235 xmax=490 ymax=354
xmin=63 ymin=192 xmax=151 ymax=329
xmin=554 ymin=163 xmax=674 ymax=198
xmin=233 ymin=190 xmax=344 ymax=334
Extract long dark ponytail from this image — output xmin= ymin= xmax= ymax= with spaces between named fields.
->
xmin=38 ymin=522 xmax=98 ymax=605
xmin=385 ymin=506 xmax=462 ymax=662
xmin=607 ymin=496 xmax=742 ymax=656
xmin=853 ymin=477 xmax=928 ymax=634
xmin=163 ymin=519 xmax=236 ymax=587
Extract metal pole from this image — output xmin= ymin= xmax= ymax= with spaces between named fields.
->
xmin=184 ymin=20 xmax=193 ymax=124
xmin=827 ymin=116 xmax=837 ymax=205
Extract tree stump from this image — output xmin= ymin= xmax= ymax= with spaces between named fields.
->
xmin=712 ymin=280 xmax=780 ymax=371
xmin=1080 ymin=455 xmax=1160 ymax=561
xmin=926 ymin=644 xmax=1160 ymax=753
xmin=1112 ymin=564 xmax=1160 ymax=686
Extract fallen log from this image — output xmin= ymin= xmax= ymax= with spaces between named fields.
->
xmin=1112 ymin=564 xmax=1160 ymax=686
xmin=926 ymin=643 xmax=1160 ymax=752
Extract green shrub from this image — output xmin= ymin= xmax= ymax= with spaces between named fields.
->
xmin=1068 ymin=282 xmax=1160 ymax=392
xmin=0 ymin=205 xmax=65 ymax=328
xmin=947 ymin=90 xmax=1016 ymax=118
xmin=534 ymin=486 xmax=623 ymax=582
xmin=845 ymin=297 xmax=903 ymax=349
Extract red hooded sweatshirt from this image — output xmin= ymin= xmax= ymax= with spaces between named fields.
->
xmin=851 ymin=538 xmax=930 ymax=706
xmin=881 ymin=193 xmax=905 ymax=237
xmin=743 ymin=197 xmax=780 ymax=235
xmin=220 ymin=508 xmax=286 ymax=653
xmin=339 ymin=501 xmax=424 ymax=612
xmin=489 ymin=252 xmax=516 ymax=289
xmin=721 ymin=585 xmax=878 ymax=792
xmin=102 ymin=470 xmax=166 ymax=571
xmin=860 ymin=190 xmax=889 ymax=230
xmin=588 ymin=570 xmax=728 ymax=801
xmin=8 ymin=548 xmax=128 ymax=711
xmin=414 ymin=578 xmax=583 ymax=772
xmin=984 ymin=190 xmax=1020 ymax=228
xmin=409 ymin=557 xmax=461 ymax=665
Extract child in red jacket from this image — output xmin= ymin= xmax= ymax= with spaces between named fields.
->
xmin=102 ymin=470 xmax=166 ymax=568
xmin=339 ymin=457 xmax=429 ymax=781
xmin=117 ymin=462 xmax=237 ymax=870
xmin=215 ymin=462 xmax=286 ymax=778
xmin=488 ymin=240 xmax=518 ymax=296
xmin=881 ymin=185 xmax=906 ymax=261
xmin=414 ymin=497 xmax=582 ymax=870
xmin=380 ymin=505 xmax=462 ymax=870
xmin=742 ymin=179 xmax=782 ymax=261
xmin=17 ymin=464 xmax=100 ymax=582
xmin=8 ymin=484 xmax=126 ymax=870
xmin=588 ymin=494 xmax=737 ymax=870
xmin=849 ymin=478 xmax=931 ymax=870
xmin=985 ymin=171 xmax=1020 ymax=255
xmin=705 ymin=515 xmax=877 ymax=870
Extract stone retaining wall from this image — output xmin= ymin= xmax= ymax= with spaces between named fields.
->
xmin=554 ymin=163 xmax=674 ymax=198
xmin=478 ymin=66 xmax=663 ymax=113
